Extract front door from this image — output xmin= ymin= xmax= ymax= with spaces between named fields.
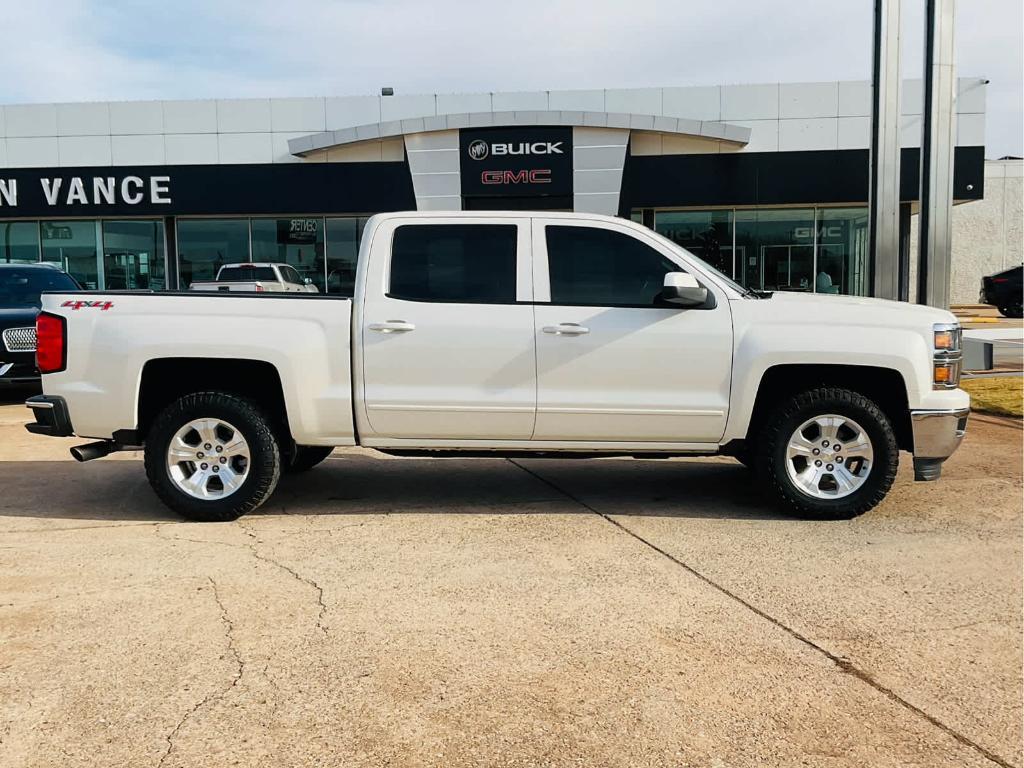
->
xmin=531 ymin=219 xmax=733 ymax=443
xmin=359 ymin=217 xmax=536 ymax=440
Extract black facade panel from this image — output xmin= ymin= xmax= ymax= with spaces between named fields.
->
xmin=0 ymin=162 xmax=416 ymax=218
xmin=622 ymin=147 xmax=985 ymax=210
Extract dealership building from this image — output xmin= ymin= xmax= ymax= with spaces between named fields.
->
xmin=0 ymin=80 xmax=994 ymax=300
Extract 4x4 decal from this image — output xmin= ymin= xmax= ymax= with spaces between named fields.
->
xmin=61 ymin=300 xmax=114 ymax=311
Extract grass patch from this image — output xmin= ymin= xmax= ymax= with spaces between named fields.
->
xmin=961 ymin=376 xmax=1023 ymax=417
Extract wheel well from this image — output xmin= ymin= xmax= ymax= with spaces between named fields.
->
xmin=746 ymin=364 xmax=913 ymax=451
xmin=137 ymin=358 xmax=290 ymax=444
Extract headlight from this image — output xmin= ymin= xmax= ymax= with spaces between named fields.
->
xmin=932 ymin=323 xmax=962 ymax=389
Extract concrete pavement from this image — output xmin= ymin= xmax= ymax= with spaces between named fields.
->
xmin=0 ymin=401 xmax=1021 ymax=768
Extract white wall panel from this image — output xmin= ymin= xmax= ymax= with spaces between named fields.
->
xmin=380 ymin=94 xmax=437 ymax=122
xmin=605 ymin=88 xmax=661 ymax=115
xmin=217 ymin=99 xmax=271 ymax=133
xmin=164 ymin=133 xmax=218 ymax=164
xmin=779 ymin=82 xmax=838 ymax=119
xmin=56 ymin=102 xmax=110 ymax=136
xmin=58 ymin=135 xmax=112 ymax=166
xmin=5 ymin=104 xmax=58 ymax=137
xmin=837 ymin=116 xmax=870 ymax=149
xmin=271 ymin=98 xmax=326 ymax=132
xmin=325 ymin=95 xmax=381 ymax=128
xmin=491 ymin=91 xmax=548 ymax=112
xmin=436 ymin=92 xmax=492 ymax=114
xmin=838 ymin=81 xmax=871 ymax=117
xmin=727 ymin=120 xmax=778 ymax=152
xmin=662 ymin=86 xmax=721 ymax=121
xmin=721 ymin=84 xmax=779 ymax=120
xmin=162 ymin=100 xmax=217 ymax=133
xmin=109 ymin=101 xmax=163 ymax=135
xmin=111 ymin=135 xmax=165 ymax=165
xmin=5 ymin=137 xmax=59 ymax=167
xmin=778 ymin=118 xmax=838 ymax=151
xmin=549 ymin=90 xmax=605 ymax=112
xmin=217 ymin=132 xmax=273 ymax=164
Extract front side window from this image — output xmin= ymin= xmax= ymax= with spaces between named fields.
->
xmin=0 ymin=267 xmax=78 ymax=307
xmin=389 ymin=224 xmax=517 ymax=303
xmin=545 ymin=225 xmax=678 ymax=307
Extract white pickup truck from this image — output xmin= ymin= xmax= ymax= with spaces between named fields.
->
xmin=189 ymin=262 xmax=319 ymax=293
xmin=25 ymin=211 xmax=968 ymax=522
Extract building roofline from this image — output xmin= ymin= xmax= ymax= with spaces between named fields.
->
xmin=287 ymin=110 xmax=751 ymax=157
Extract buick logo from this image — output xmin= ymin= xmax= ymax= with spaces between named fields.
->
xmin=468 ymin=140 xmax=489 ymax=160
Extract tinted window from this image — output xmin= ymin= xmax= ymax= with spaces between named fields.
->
xmin=0 ymin=268 xmax=78 ymax=307
xmin=390 ymin=225 xmax=517 ymax=303
xmin=281 ymin=265 xmax=304 ymax=284
xmin=217 ymin=266 xmax=277 ymax=282
xmin=546 ymin=226 xmax=679 ymax=306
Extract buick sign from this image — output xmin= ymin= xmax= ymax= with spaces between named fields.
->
xmin=460 ymin=127 xmax=573 ymax=199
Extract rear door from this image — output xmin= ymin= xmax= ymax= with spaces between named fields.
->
xmin=531 ymin=218 xmax=733 ymax=443
xmin=359 ymin=217 xmax=536 ymax=439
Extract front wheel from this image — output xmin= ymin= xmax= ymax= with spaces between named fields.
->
xmin=144 ymin=392 xmax=281 ymax=522
xmin=755 ymin=387 xmax=899 ymax=519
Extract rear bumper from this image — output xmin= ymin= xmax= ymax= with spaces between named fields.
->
xmin=910 ymin=407 xmax=969 ymax=481
xmin=24 ymin=394 xmax=74 ymax=437
xmin=0 ymin=360 xmax=38 ymax=385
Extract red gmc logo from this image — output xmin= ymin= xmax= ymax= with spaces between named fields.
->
xmin=481 ymin=169 xmax=552 ymax=185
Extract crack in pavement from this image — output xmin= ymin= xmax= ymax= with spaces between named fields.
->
xmin=238 ymin=520 xmax=329 ymax=637
xmin=506 ymin=458 xmax=1017 ymax=768
xmin=156 ymin=578 xmax=243 ymax=768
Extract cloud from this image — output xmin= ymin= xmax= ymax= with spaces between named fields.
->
xmin=0 ymin=0 xmax=1020 ymax=155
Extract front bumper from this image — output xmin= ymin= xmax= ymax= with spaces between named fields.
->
xmin=24 ymin=394 xmax=74 ymax=437
xmin=910 ymin=407 xmax=970 ymax=480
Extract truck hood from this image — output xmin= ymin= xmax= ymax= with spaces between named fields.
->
xmin=750 ymin=291 xmax=957 ymax=328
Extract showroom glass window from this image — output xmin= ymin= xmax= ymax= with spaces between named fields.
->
xmin=40 ymin=221 xmax=100 ymax=289
xmin=101 ymin=220 xmax=166 ymax=290
xmin=655 ymin=210 xmax=734 ymax=277
xmin=734 ymin=209 xmax=816 ymax=292
xmin=816 ymin=207 xmax=869 ymax=296
xmin=0 ymin=222 xmax=41 ymax=264
xmin=251 ymin=218 xmax=325 ymax=292
xmin=325 ymin=217 xmax=368 ymax=296
xmin=546 ymin=225 xmax=678 ymax=306
xmin=177 ymin=219 xmax=250 ymax=288
xmin=389 ymin=224 xmax=517 ymax=303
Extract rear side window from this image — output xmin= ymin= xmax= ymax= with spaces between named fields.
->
xmin=218 ymin=266 xmax=277 ymax=282
xmin=389 ymin=224 xmax=517 ymax=303
xmin=545 ymin=225 xmax=679 ymax=307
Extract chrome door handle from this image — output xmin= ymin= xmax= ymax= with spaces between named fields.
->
xmin=369 ymin=320 xmax=416 ymax=333
xmin=542 ymin=323 xmax=590 ymax=336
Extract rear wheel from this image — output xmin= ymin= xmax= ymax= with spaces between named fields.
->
xmin=755 ymin=387 xmax=898 ymax=519
xmin=144 ymin=392 xmax=281 ymax=522
xmin=284 ymin=445 xmax=334 ymax=473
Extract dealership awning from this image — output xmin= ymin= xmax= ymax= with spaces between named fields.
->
xmin=287 ymin=110 xmax=751 ymax=157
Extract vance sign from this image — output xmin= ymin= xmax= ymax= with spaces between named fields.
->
xmin=460 ymin=127 xmax=573 ymax=199
xmin=0 ymin=173 xmax=171 ymax=211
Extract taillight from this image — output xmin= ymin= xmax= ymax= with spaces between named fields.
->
xmin=36 ymin=312 xmax=66 ymax=374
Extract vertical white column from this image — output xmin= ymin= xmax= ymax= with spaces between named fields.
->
xmin=917 ymin=0 xmax=957 ymax=308
xmin=869 ymin=0 xmax=903 ymax=300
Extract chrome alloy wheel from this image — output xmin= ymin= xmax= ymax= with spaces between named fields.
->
xmin=166 ymin=418 xmax=251 ymax=500
xmin=785 ymin=414 xmax=873 ymax=499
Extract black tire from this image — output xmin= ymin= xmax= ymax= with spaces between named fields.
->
xmin=144 ymin=392 xmax=281 ymax=522
xmin=755 ymin=387 xmax=898 ymax=520
xmin=284 ymin=445 xmax=334 ymax=473
xmin=999 ymin=304 xmax=1023 ymax=318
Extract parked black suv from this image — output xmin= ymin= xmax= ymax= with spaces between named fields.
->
xmin=979 ymin=265 xmax=1023 ymax=318
xmin=0 ymin=264 xmax=80 ymax=386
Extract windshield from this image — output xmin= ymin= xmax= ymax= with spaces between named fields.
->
xmin=0 ymin=268 xmax=79 ymax=308
xmin=644 ymin=227 xmax=750 ymax=295
xmin=218 ymin=266 xmax=278 ymax=282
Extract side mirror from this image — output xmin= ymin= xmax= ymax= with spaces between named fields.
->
xmin=661 ymin=272 xmax=709 ymax=307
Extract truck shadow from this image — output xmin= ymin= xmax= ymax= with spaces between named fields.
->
xmin=0 ymin=454 xmax=787 ymax=524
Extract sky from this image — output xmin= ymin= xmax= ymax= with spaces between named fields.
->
xmin=0 ymin=0 xmax=1020 ymax=157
